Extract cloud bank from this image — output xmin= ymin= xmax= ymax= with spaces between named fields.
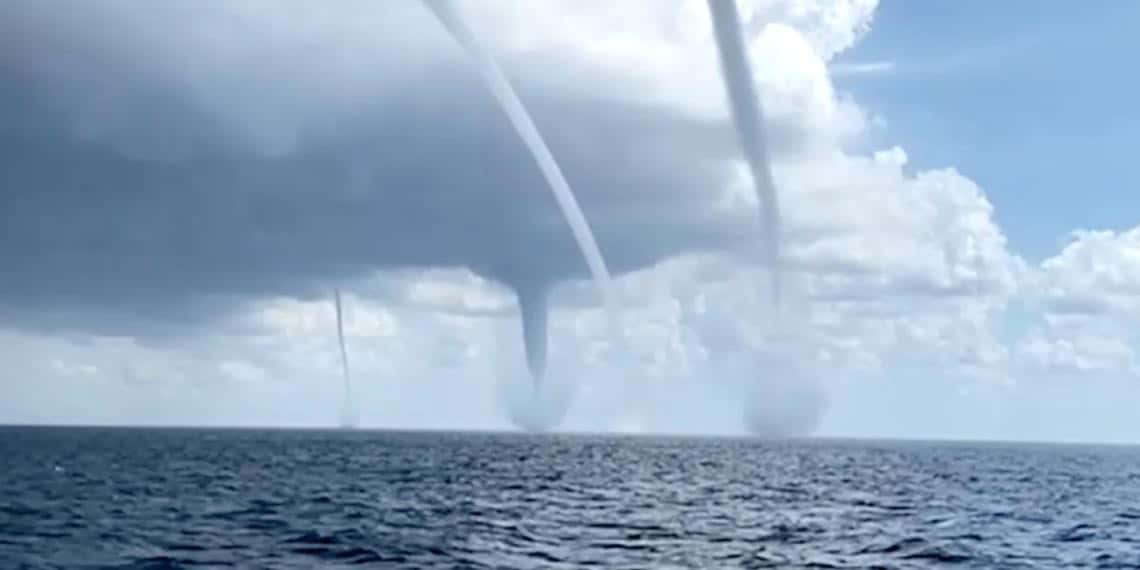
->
xmin=2 ymin=0 xmax=1138 ymax=440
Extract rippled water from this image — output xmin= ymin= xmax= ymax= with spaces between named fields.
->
xmin=3 ymin=427 xmax=1140 ymax=569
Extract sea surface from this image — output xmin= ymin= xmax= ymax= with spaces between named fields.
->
xmin=2 ymin=427 xmax=1140 ymax=569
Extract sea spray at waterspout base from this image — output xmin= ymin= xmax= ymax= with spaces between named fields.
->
xmin=419 ymin=0 xmax=621 ymax=347
xmin=706 ymin=0 xmax=783 ymax=306
xmin=743 ymin=349 xmax=827 ymax=438
xmin=333 ymin=289 xmax=358 ymax=428
xmin=494 ymin=316 xmax=576 ymax=432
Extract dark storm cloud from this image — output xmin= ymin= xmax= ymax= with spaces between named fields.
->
xmin=0 ymin=1 xmax=785 ymax=336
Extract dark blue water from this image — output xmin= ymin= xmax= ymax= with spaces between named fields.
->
xmin=2 ymin=427 xmax=1139 ymax=569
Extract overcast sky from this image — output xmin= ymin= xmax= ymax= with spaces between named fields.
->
xmin=3 ymin=0 xmax=1139 ymax=442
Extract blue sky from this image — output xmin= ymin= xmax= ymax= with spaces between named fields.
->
xmin=835 ymin=0 xmax=1140 ymax=262
xmin=817 ymin=0 xmax=1140 ymax=441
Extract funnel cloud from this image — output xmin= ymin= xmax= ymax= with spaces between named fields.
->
xmin=419 ymin=0 xmax=619 ymax=312
xmin=515 ymin=282 xmax=550 ymax=383
xmin=333 ymin=289 xmax=358 ymax=428
xmin=706 ymin=0 xmax=783 ymax=305
xmin=421 ymin=0 xmax=625 ymax=427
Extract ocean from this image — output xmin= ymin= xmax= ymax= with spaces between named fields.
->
xmin=2 ymin=427 xmax=1139 ymax=568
